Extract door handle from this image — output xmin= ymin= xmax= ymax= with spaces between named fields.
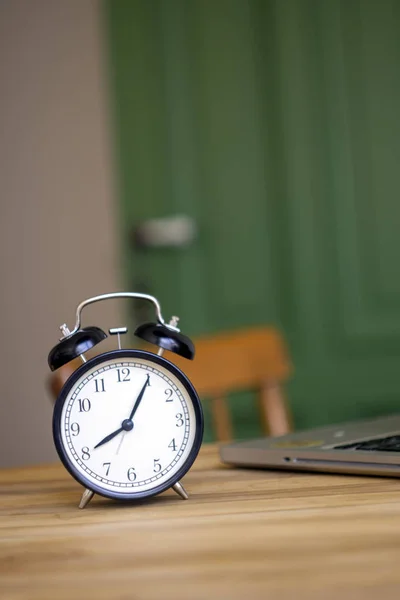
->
xmin=132 ymin=214 xmax=197 ymax=249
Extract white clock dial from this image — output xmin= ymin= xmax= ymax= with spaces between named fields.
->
xmin=57 ymin=353 xmax=201 ymax=497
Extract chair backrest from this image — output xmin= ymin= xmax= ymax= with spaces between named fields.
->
xmin=48 ymin=326 xmax=292 ymax=443
xmin=166 ymin=326 xmax=293 ymax=442
xmin=48 ymin=357 xmax=81 ymax=400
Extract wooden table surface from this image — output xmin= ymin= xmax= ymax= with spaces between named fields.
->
xmin=1 ymin=444 xmax=400 ymax=600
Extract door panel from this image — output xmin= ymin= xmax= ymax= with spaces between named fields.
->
xmin=105 ymin=0 xmax=400 ymax=437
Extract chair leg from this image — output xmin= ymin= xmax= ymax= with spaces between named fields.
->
xmin=211 ymin=395 xmax=233 ymax=442
xmin=258 ymin=382 xmax=292 ymax=437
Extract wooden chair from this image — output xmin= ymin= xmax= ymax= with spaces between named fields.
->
xmin=48 ymin=327 xmax=293 ymax=442
xmin=48 ymin=356 xmax=82 ymax=401
xmin=167 ymin=327 xmax=292 ymax=442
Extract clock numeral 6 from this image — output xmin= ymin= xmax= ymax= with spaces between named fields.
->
xmin=153 ymin=459 xmax=162 ymax=473
xmin=78 ymin=398 xmax=91 ymax=413
xmin=127 ymin=467 xmax=136 ymax=481
xmin=175 ymin=413 xmax=184 ymax=427
xmin=81 ymin=447 xmax=90 ymax=461
xmin=70 ymin=422 xmax=80 ymax=436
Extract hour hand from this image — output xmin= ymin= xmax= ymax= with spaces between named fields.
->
xmin=94 ymin=426 xmax=123 ymax=449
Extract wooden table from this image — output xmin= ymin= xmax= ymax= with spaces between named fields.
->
xmin=1 ymin=444 xmax=400 ymax=599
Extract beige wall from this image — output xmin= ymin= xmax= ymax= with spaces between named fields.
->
xmin=0 ymin=0 xmax=122 ymax=467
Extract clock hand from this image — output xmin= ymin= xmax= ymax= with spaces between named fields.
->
xmin=94 ymin=426 xmax=124 ymax=449
xmin=128 ymin=374 xmax=150 ymax=421
xmin=115 ymin=431 xmax=126 ymax=456
xmin=94 ymin=375 xmax=150 ymax=450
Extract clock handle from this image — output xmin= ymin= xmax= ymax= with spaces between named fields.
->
xmin=65 ymin=292 xmax=179 ymax=339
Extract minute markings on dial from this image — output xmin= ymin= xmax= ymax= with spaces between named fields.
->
xmin=63 ymin=361 xmax=191 ymax=489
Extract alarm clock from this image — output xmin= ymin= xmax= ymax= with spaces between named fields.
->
xmin=48 ymin=292 xmax=204 ymax=509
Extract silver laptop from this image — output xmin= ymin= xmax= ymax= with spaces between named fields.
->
xmin=220 ymin=414 xmax=400 ymax=477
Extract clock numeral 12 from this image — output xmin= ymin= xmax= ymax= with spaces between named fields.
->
xmin=117 ymin=368 xmax=130 ymax=383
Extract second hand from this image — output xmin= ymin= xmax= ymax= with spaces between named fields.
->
xmin=115 ymin=432 xmax=126 ymax=456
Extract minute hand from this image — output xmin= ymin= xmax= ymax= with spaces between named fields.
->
xmin=129 ymin=374 xmax=150 ymax=420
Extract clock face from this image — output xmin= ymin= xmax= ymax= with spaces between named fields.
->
xmin=53 ymin=350 xmax=203 ymax=499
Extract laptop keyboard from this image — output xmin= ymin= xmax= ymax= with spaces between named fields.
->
xmin=336 ymin=435 xmax=400 ymax=452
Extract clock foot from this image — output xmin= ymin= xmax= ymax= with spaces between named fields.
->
xmin=172 ymin=481 xmax=189 ymax=500
xmin=78 ymin=488 xmax=94 ymax=509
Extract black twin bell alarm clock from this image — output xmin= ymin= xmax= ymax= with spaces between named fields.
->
xmin=48 ymin=292 xmax=204 ymax=509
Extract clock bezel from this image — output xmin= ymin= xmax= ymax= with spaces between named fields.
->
xmin=53 ymin=349 xmax=204 ymax=501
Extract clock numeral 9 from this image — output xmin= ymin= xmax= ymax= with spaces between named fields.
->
xmin=117 ymin=368 xmax=131 ymax=383
xmin=153 ymin=459 xmax=162 ymax=473
xmin=81 ymin=447 xmax=90 ymax=461
xmin=78 ymin=398 xmax=91 ymax=412
xmin=127 ymin=467 xmax=136 ymax=481
xmin=70 ymin=422 xmax=80 ymax=436
xmin=165 ymin=389 xmax=174 ymax=402
xmin=175 ymin=413 xmax=184 ymax=427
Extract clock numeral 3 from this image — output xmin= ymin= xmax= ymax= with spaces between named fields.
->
xmin=78 ymin=398 xmax=91 ymax=413
xmin=168 ymin=438 xmax=177 ymax=451
xmin=103 ymin=462 xmax=111 ymax=476
xmin=94 ymin=378 xmax=106 ymax=393
xmin=70 ymin=422 xmax=80 ymax=436
xmin=127 ymin=467 xmax=136 ymax=481
xmin=175 ymin=413 xmax=184 ymax=427
xmin=81 ymin=447 xmax=90 ymax=461
xmin=153 ymin=459 xmax=162 ymax=473
xmin=117 ymin=368 xmax=130 ymax=382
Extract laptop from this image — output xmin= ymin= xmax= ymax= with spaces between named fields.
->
xmin=220 ymin=414 xmax=400 ymax=477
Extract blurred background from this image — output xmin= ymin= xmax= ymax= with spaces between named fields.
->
xmin=1 ymin=0 xmax=400 ymax=467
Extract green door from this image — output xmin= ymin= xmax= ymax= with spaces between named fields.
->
xmin=105 ymin=0 xmax=400 ymax=439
